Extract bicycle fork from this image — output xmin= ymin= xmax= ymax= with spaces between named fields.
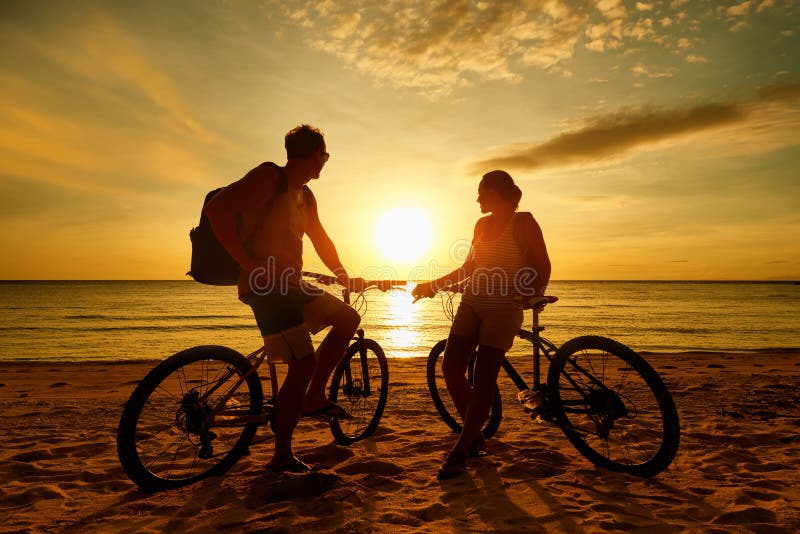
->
xmin=342 ymin=329 xmax=371 ymax=398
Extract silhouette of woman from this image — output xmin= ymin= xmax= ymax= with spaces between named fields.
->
xmin=413 ymin=170 xmax=551 ymax=479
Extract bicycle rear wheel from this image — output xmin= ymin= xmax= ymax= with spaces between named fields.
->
xmin=117 ymin=345 xmax=264 ymax=492
xmin=329 ymin=338 xmax=389 ymax=445
xmin=426 ymin=339 xmax=502 ymax=439
xmin=548 ymin=336 xmax=679 ymax=477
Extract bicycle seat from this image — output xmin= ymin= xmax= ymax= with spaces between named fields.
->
xmin=528 ymin=295 xmax=558 ymax=309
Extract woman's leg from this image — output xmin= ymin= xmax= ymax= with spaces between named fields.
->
xmin=441 ymin=334 xmax=479 ymax=421
xmin=453 ymin=344 xmax=505 ymax=455
xmin=438 ymin=344 xmax=505 ymax=478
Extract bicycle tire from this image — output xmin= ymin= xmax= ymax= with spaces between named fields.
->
xmin=426 ymin=339 xmax=502 ymax=439
xmin=329 ymin=338 xmax=389 ymax=445
xmin=117 ymin=345 xmax=263 ymax=492
xmin=547 ymin=336 xmax=679 ymax=477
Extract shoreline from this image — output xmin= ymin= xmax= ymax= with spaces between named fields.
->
xmin=2 ymin=352 xmax=799 ymax=532
xmin=2 ymin=347 xmax=800 ymax=365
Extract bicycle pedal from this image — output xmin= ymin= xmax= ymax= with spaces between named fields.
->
xmin=517 ymin=389 xmax=541 ymax=414
xmin=529 ymin=409 xmax=545 ymax=424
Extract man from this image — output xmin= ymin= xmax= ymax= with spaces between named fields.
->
xmin=204 ymin=124 xmax=362 ymax=473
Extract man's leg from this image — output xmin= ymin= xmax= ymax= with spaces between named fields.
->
xmin=269 ymin=353 xmax=315 ymax=467
xmin=303 ymin=305 xmax=360 ymax=411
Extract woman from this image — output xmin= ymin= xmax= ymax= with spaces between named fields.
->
xmin=412 ymin=170 xmax=551 ymax=479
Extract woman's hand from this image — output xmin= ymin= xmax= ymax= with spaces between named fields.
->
xmin=411 ymin=282 xmax=437 ymax=302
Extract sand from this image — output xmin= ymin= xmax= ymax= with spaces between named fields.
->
xmin=1 ymin=352 xmax=799 ymax=533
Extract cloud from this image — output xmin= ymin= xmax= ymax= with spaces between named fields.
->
xmin=269 ymin=0 xmax=589 ymax=96
xmin=730 ymin=20 xmax=748 ymax=32
xmin=632 ymin=63 xmax=676 ymax=78
xmin=0 ymin=7 xmax=236 ymax=195
xmin=469 ymin=82 xmax=800 ymax=173
xmin=726 ymin=1 xmax=752 ymax=17
xmin=685 ymin=54 xmax=708 ymax=63
xmin=18 ymin=10 xmax=225 ymax=147
xmin=757 ymin=0 xmax=775 ymax=13
xmin=272 ymin=0 xmax=794 ymax=95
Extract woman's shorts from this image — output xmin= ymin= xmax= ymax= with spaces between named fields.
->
xmin=244 ymin=285 xmax=347 ymax=363
xmin=450 ymin=301 xmax=524 ymax=352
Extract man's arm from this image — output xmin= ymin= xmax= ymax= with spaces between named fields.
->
xmin=203 ymin=165 xmax=280 ymax=271
xmin=519 ymin=212 xmax=551 ymax=296
xmin=303 ymin=188 xmax=354 ymax=287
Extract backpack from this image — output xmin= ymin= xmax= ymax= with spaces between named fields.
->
xmin=187 ymin=162 xmax=287 ymax=285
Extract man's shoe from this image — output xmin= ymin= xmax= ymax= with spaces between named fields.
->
xmin=265 ymin=456 xmax=312 ymax=473
xmin=437 ymin=452 xmax=467 ymax=480
xmin=301 ymin=401 xmax=353 ymax=422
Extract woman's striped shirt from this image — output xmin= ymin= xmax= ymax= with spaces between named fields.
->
xmin=463 ymin=215 xmax=524 ymax=310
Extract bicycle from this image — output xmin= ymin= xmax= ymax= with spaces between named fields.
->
xmin=426 ymin=285 xmax=680 ymax=478
xmin=116 ymin=271 xmax=406 ymax=492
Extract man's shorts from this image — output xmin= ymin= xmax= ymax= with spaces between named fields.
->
xmin=450 ymin=301 xmax=524 ymax=352
xmin=244 ymin=285 xmax=347 ymax=363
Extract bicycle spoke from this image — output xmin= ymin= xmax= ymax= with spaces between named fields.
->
xmin=329 ymin=340 xmax=389 ymax=444
xmin=118 ymin=346 xmax=264 ymax=491
xmin=550 ymin=336 xmax=678 ymax=476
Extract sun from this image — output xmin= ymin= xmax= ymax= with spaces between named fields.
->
xmin=374 ymin=207 xmax=433 ymax=264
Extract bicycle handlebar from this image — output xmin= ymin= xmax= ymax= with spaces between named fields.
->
xmin=415 ymin=280 xmax=558 ymax=309
xmin=301 ymin=271 xmax=407 ymax=292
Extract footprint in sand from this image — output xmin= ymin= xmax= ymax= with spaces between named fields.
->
xmin=712 ymin=506 xmax=776 ymax=525
xmin=743 ymin=489 xmax=781 ymax=502
xmin=255 ymin=472 xmax=340 ymax=503
xmin=9 ymin=450 xmax=54 ymax=462
xmin=301 ymin=443 xmax=355 ymax=466
xmin=335 ymin=460 xmax=404 ymax=477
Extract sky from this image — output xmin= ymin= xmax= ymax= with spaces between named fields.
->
xmin=1 ymin=0 xmax=798 ymax=281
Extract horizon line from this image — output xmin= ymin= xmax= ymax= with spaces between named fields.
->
xmin=1 ymin=278 xmax=797 ymax=284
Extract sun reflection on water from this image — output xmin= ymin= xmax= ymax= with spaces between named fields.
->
xmin=382 ymin=287 xmax=423 ymax=356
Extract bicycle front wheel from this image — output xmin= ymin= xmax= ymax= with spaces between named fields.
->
xmin=329 ymin=338 xmax=389 ymax=445
xmin=548 ymin=336 xmax=679 ymax=477
xmin=117 ymin=345 xmax=264 ymax=492
xmin=426 ymin=339 xmax=502 ymax=439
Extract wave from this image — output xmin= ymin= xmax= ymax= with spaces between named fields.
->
xmin=62 ymin=314 xmax=244 ymax=321
xmin=0 ymin=324 xmax=254 ymax=333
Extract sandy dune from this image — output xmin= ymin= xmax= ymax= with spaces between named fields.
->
xmin=1 ymin=352 xmax=799 ymax=533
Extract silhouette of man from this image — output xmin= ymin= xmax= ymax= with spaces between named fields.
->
xmin=204 ymin=124 xmax=362 ymax=472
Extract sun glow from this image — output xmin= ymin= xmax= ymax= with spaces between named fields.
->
xmin=373 ymin=207 xmax=433 ymax=264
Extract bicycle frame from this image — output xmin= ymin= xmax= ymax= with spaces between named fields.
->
xmin=202 ymin=274 xmax=403 ymax=428
xmin=498 ymin=309 xmax=559 ymax=393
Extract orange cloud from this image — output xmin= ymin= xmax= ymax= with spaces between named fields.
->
xmin=470 ymin=82 xmax=800 ymax=173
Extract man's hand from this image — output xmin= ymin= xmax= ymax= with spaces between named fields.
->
xmin=345 ymin=277 xmax=366 ymax=293
xmin=411 ymin=282 xmax=437 ymax=302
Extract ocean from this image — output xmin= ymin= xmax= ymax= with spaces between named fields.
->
xmin=0 ymin=280 xmax=798 ymax=362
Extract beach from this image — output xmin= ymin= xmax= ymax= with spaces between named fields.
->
xmin=2 ymin=352 xmax=799 ymax=533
